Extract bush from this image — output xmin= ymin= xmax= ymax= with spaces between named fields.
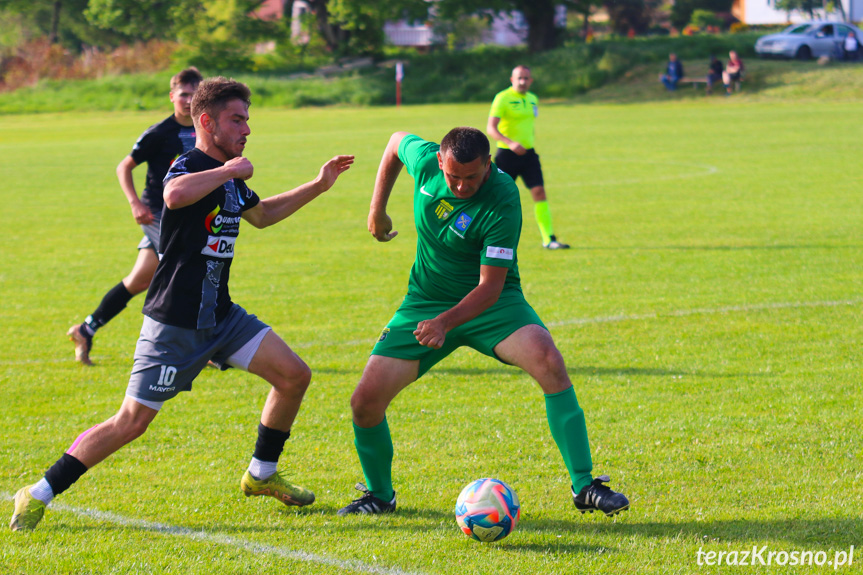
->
xmin=0 ymin=38 xmax=176 ymax=92
xmin=172 ymin=40 xmax=253 ymax=74
xmin=690 ymin=10 xmax=724 ymax=30
xmin=671 ymin=0 xmax=733 ymax=30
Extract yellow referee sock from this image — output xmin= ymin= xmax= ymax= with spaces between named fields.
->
xmin=534 ymin=200 xmax=554 ymax=245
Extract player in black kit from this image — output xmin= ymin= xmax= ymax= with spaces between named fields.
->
xmin=66 ymin=67 xmax=203 ymax=365
xmin=11 ymin=77 xmax=355 ymax=531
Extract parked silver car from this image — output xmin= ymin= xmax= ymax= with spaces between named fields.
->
xmin=754 ymin=21 xmax=862 ymax=59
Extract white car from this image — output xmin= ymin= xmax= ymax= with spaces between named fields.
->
xmin=754 ymin=21 xmax=862 ymax=59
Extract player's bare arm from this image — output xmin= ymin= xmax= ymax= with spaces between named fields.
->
xmin=487 ymin=117 xmax=526 ymax=156
xmin=413 ymin=265 xmax=508 ymax=349
xmin=163 ymin=157 xmax=253 ymax=210
xmin=116 ymin=155 xmax=153 ymax=225
xmin=243 ymin=154 xmax=354 ymax=229
xmin=368 ymin=131 xmax=410 ymax=242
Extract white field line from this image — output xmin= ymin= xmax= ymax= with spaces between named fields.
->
xmin=3 ymin=493 xmax=427 ymax=575
xmin=545 ymin=298 xmax=863 ymax=327
xmin=2 ymin=299 xmax=860 ymax=366
xmin=563 ymin=160 xmax=720 ymax=188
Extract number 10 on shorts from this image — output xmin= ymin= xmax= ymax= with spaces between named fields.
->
xmin=158 ymin=365 xmax=177 ymax=386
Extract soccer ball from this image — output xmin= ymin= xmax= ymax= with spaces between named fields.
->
xmin=455 ymin=478 xmax=520 ymax=542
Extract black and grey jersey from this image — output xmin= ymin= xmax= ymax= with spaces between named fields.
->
xmin=130 ymin=115 xmax=196 ymax=216
xmin=142 ymin=148 xmax=260 ymax=330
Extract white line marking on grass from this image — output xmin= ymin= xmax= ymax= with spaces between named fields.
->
xmin=2 ymin=299 xmax=860 ymax=366
xmin=565 ymin=160 xmax=720 ymax=188
xmin=3 ymin=493 xmax=427 ymax=575
xmin=546 ymin=299 xmax=863 ymax=327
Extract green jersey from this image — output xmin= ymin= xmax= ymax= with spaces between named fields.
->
xmin=489 ymin=87 xmax=539 ymax=150
xmin=398 ymin=134 xmax=523 ymax=304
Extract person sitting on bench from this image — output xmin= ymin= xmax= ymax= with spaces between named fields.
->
xmin=723 ymin=51 xmax=744 ymax=95
xmin=659 ymin=53 xmax=684 ymax=91
xmin=707 ymin=55 xmax=724 ymax=94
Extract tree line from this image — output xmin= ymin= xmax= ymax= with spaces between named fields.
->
xmin=0 ymin=0 xmax=741 ymax=58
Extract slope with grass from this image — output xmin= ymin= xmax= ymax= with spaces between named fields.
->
xmin=0 ymin=33 xmax=771 ymax=114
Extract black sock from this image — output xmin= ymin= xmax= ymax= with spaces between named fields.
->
xmin=44 ymin=453 xmax=88 ymax=496
xmin=253 ymin=423 xmax=291 ymax=462
xmin=88 ymin=282 xmax=134 ymax=331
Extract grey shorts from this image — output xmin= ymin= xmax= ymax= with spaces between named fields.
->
xmin=127 ymin=304 xmax=270 ymax=403
xmin=137 ymin=215 xmax=161 ymax=252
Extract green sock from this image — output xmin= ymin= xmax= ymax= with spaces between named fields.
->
xmin=353 ymin=418 xmax=395 ymax=501
xmin=534 ymin=200 xmax=554 ymax=245
xmin=545 ymin=387 xmax=593 ymax=493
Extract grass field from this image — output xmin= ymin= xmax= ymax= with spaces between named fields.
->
xmin=1 ymin=95 xmax=861 ymax=574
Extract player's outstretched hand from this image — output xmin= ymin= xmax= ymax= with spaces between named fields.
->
xmin=316 ymin=155 xmax=355 ymax=191
xmin=368 ymin=211 xmax=398 ymax=242
xmin=414 ymin=318 xmax=446 ymax=349
xmin=225 ymin=157 xmax=254 ymax=181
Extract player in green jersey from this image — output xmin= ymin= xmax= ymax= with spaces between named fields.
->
xmin=337 ymin=127 xmax=628 ymax=518
xmin=488 ymin=65 xmax=569 ymax=250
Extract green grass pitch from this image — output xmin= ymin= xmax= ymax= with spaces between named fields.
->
xmin=1 ymin=99 xmax=861 ymax=574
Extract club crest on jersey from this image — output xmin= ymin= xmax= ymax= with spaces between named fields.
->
xmin=378 ymin=327 xmax=390 ymax=342
xmin=202 ymin=235 xmax=236 ymax=259
xmin=435 ymin=199 xmax=454 ymax=219
xmin=454 ymin=212 xmax=473 ymax=232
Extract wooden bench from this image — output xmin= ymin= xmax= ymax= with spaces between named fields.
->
xmin=678 ymin=76 xmax=743 ymax=92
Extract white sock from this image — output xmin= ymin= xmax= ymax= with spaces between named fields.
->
xmin=248 ymin=457 xmax=277 ymax=480
xmin=29 ymin=478 xmax=54 ymax=505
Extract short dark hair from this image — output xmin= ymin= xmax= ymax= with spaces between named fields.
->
xmin=191 ymin=77 xmax=251 ymax=124
xmin=170 ymin=67 xmax=203 ymax=90
xmin=440 ymin=127 xmax=489 ymax=165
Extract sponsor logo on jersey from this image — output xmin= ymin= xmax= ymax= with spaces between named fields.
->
xmin=419 ymin=185 xmax=433 ymax=197
xmin=486 ymin=246 xmax=513 ymax=260
xmin=205 ymin=205 xmax=242 ymax=235
xmin=201 ymin=235 xmax=236 ymax=259
xmin=435 ymin=199 xmax=453 ymax=219
xmin=205 ymin=205 xmax=223 ymax=233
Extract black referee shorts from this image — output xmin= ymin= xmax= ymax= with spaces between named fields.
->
xmin=494 ymin=148 xmax=544 ymax=189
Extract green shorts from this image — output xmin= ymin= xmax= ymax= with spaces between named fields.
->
xmin=371 ymin=292 xmax=546 ymax=378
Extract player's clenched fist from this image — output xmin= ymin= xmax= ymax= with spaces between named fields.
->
xmin=225 ymin=156 xmax=254 ymax=180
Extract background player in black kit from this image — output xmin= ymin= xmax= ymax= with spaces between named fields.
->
xmin=11 ymin=77 xmax=355 ymax=531
xmin=66 ymin=67 xmax=203 ymax=365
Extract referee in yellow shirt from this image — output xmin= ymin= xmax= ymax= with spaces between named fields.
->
xmin=488 ymin=65 xmax=568 ymax=250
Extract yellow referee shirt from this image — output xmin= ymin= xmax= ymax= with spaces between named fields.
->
xmin=489 ymin=87 xmax=539 ymax=150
